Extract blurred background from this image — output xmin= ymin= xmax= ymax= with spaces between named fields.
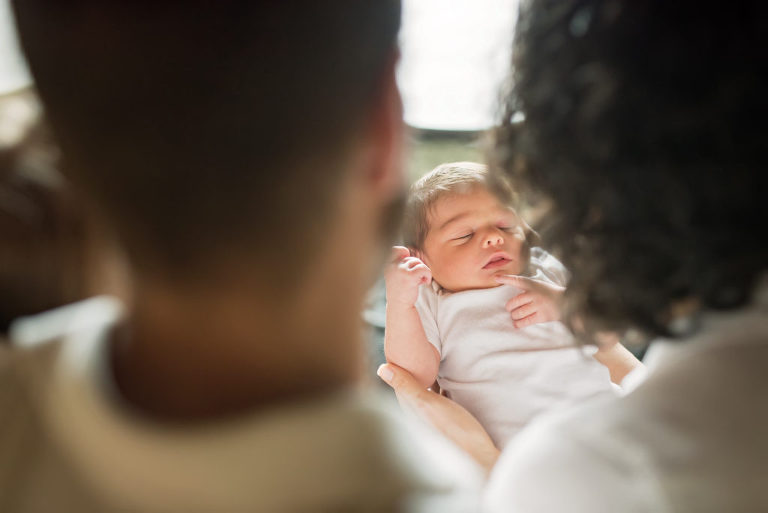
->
xmin=400 ymin=0 xmax=517 ymax=181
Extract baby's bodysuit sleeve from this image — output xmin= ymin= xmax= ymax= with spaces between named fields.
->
xmin=529 ymin=247 xmax=571 ymax=287
xmin=413 ymin=283 xmax=442 ymax=358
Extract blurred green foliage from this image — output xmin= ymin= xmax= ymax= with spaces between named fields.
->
xmin=405 ymin=128 xmax=486 ymax=184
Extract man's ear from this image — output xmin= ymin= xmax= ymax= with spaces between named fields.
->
xmin=363 ymin=49 xmax=405 ymax=203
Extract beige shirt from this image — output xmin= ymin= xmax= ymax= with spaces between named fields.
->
xmin=485 ymin=282 xmax=768 ymax=512
xmin=0 ymin=297 xmax=483 ymax=512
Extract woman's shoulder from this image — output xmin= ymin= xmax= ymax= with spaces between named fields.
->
xmin=485 ymin=394 xmax=668 ymax=513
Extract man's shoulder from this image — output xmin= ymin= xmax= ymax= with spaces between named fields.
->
xmin=0 ymin=302 xmax=484 ymax=512
xmin=0 ymin=296 xmax=121 ymax=412
xmin=0 ymin=336 xmax=68 ymax=507
xmin=9 ymin=296 xmax=122 ymax=351
xmin=0 ymin=297 xmax=122 ymax=472
xmin=293 ymin=392 xmax=485 ymax=511
xmin=0 ymin=336 xmax=61 ymax=413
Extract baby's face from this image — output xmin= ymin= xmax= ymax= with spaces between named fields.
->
xmin=420 ymin=187 xmax=527 ymax=293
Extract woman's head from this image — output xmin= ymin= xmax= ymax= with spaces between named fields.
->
xmin=496 ymin=0 xmax=768 ymax=340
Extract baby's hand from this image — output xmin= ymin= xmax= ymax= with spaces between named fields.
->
xmin=385 ymin=246 xmax=432 ymax=308
xmin=494 ymin=275 xmax=565 ymax=329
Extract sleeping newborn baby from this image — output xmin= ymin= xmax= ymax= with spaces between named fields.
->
xmin=384 ymin=162 xmax=635 ymax=449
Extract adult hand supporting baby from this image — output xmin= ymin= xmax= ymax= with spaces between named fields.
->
xmin=495 ymin=275 xmax=565 ymax=329
xmin=377 ymin=363 xmax=500 ymax=475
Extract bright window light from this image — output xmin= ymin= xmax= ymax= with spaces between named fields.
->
xmin=398 ymin=0 xmax=519 ymax=132
xmin=0 ymin=0 xmax=30 ymax=95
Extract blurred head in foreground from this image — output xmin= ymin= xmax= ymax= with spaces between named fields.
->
xmin=12 ymin=0 xmax=404 ymax=409
xmin=496 ymin=0 xmax=767 ymax=342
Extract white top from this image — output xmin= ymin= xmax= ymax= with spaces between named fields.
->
xmin=0 ymin=297 xmax=483 ymax=512
xmin=485 ymin=280 xmax=768 ymax=512
xmin=415 ymin=248 xmax=615 ymax=448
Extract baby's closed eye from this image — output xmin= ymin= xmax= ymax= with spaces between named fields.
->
xmin=452 ymin=232 xmax=474 ymax=243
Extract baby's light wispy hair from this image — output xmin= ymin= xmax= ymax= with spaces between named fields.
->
xmin=402 ymin=162 xmax=519 ymax=252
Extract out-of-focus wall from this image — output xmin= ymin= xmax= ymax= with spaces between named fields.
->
xmin=0 ymin=0 xmax=31 ymax=95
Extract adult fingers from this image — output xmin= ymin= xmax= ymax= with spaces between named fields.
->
xmin=377 ymin=363 xmax=433 ymax=408
xmin=378 ymin=364 xmax=500 ymax=473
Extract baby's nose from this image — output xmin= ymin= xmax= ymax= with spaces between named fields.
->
xmin=483 ymin=232 xmax=504 ymax=248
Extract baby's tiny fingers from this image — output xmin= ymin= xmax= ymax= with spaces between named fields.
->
xmin=390 ymin=246 xmax=411 ymax=263
xmin=506 ymin=292 xmax=532 ymax=312
xmin=513 ymin=312 xmax=540 ymax=329
xmin=403 ymin=257 xmax=425 ymax=270
xmin=510 ymin=302 xmax=536 ymax=320
xmin=495 ymin=274 xmax=538 ymax=289
xmin=494 ymin=274 xmax=518 ymax=286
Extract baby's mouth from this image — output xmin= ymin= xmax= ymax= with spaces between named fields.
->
xmin=483 ymin=254 xmax=512 ymax=269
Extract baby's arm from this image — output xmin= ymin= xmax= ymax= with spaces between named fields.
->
xmin=496 ymin=274 xmax=643 ymax=383
xmin=496 ymin=274 xmax=565 ymax=328
xmin=384 ymin=247 xmax=440 ymax=389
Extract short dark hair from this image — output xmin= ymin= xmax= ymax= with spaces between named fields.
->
xmin=13 ymin=1 xmax=401 ymax=287
xmin=495 ymin=0 xmax=768 ymax=340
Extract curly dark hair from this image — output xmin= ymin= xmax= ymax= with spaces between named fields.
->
xmin=494 ymin=0 xmax=768 ymax=341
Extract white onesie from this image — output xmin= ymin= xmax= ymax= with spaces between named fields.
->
xmin=414 ymin=248 xmax=614 ymax=448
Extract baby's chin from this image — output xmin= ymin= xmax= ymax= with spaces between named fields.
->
xmin=492 ymin=259 xmax=525 ymax=278
xmin=434 ymin=260 xmax=527 ymax=293
xmin=440 ymin=280 xmax=507 ymax=294
xmin=438 ymin=271 xmax=523 ymax=293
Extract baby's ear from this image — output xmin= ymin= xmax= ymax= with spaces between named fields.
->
xmin=410 ymin=247 xmax=425 ymax=261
